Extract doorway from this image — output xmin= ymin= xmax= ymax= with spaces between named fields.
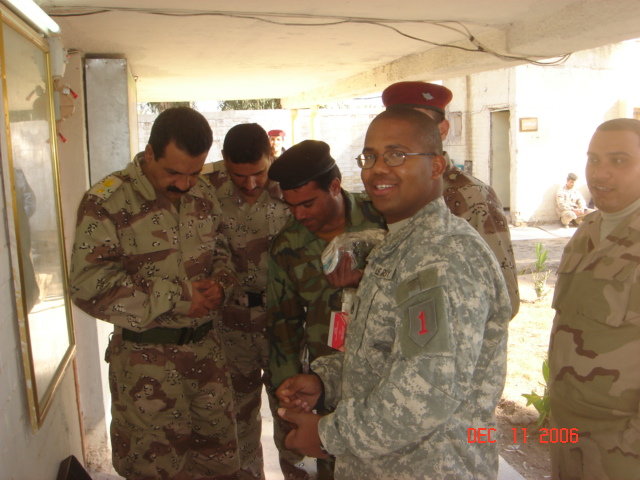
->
xmin=490 ymin=110 xmax=511 ymax=210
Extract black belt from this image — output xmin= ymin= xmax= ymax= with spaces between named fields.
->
xmin=238 ymin=291 xmax=265 ymax=308
xmin=122 ymin=321 xmax=213 ymax=345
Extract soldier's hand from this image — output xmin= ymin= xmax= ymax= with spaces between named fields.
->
xmin=187 ymin=280 xmax=223 ymax=317
xmin=325 ymin=253 xmax=363 ymax=288
xmin=197 ymin=280 xmax=224 ymax=309
xmin=278 ymin=408 xmax=330 ymax=459
xmin=276 ymin=374 xmax=322 ymax=412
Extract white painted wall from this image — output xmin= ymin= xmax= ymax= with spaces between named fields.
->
xmin=443 ymin=40 xmax=640 ymax=223
xmin=57 ymin=52 xmax=115 ymax=474
xmin=0 ymin=65 xmax=84 ymax=480
xmin=138 ymin=105 xmax=381 ymax=194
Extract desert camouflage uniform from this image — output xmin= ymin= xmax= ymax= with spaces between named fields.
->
xmin=548 ymin=207 xmax=640 ymax=480
xmin=443 ymin=153 xmax=520 ymax=317
xmin=70 ymin=155 xmax=241 ymax=480
xmin=204 ymin=161 xmax=292 ymax=479
xmin=312 ymin=197 xmax=511 ymax=480
xmin=555 ymin=185 xmax=588 ymax=227
xmin=267 ymin=190 xmax=384 ymax=479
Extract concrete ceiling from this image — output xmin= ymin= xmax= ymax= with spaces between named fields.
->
xmin=37 ymin=0 xmax=640 ymax=107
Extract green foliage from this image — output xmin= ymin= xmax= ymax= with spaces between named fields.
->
xmin=533 ymin=242 xmax=550 ymax=298
xmin=534 ymin=242 xmax=549 ymax=272
xmin=139 ymin=101 xmax=194 ymax=114
xmin=219 ymin=98 xmax=281 ymax=111
xmin=522 ymin=358 xmax=550 ymax=426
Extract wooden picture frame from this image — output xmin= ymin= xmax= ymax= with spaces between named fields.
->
xmin=519 ymin=117 xmax=538 ymax=132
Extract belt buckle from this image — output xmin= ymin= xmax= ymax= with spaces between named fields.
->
xmin=177 ymin=327 xmax=195 ymax=345
xmin=238 ymin=292 xmax=250 ymax=308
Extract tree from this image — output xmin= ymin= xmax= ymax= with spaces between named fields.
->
xmin=138 ymin=101 xmax=194 ymax=114
xmin=219 ymin=98 xmax=281 ymax=110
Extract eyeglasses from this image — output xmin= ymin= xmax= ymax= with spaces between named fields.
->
xmin=355 ymin=151 xmax=439 ymax=169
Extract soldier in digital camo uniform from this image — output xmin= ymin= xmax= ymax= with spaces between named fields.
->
xmin=267 ymin=140 xmax=385 ymax=479
xmin=70 ymin=108 xmax=242 ymax=480
xmin=548 ymin=118 xmax=640 ymax=480
xmin=276 ymin=107 xmax=510 ymax=479
xmin=202 ymin=123 xmax=292 ymax=479
xmin=382 ymin=81 xmax=520 ymax=318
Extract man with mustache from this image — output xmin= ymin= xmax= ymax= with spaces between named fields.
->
xmin=276 ymin=107 xmax=510 ymax=479
xmin=548 ymin=118 xmax=640 ymax=479
xmin=70 ymin=107 xmax=241 ymax=479
xmin=267 ymin=140 xmax=385 ymax=479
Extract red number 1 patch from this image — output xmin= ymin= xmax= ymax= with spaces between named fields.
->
xmin=418 ymin=310 xmax=428 ymax=335
xmin=408 ymin=299 xmax=437 ymax=346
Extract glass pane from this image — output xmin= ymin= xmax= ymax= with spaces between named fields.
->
xmin=3 ymin=23 xmax=71 ymax=407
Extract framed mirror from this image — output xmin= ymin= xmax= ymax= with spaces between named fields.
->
xmin=0 ymin=11 xmax=75 ymax=430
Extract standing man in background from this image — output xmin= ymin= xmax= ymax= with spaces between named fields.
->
xmin=382 ymin=81 xmax=520 ymax=317
xmin=277 ymin=107 xmax=510 ymax=479
xmin=548 ymin=118 xmax=640 ymax=479
xmin=267 ymin=140 xmax=385 ymax=479
xmin=268 ymin=129 xmax=286 ymax=158
xmin=70 ymin=107 xmax=241 ymax=479
xmin=203 ymin=123 xmax=292 ymax=479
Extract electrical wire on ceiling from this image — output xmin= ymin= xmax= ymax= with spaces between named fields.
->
xmin=46 ymin=6 xmax=572 ymax=66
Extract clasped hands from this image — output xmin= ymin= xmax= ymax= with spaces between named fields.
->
xmin=276 ymin=374 xmax=330 ymax=459
xmin=187 ymin=279 xmax=224 ymax=318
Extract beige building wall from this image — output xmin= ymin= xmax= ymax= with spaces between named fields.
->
xmin=139 ymin=105 xmax=381 ymax=194
xmin=0 ymin=16 xmax=84 ymax=480
xmin=443 ymin=40 xmax=640 ymax=224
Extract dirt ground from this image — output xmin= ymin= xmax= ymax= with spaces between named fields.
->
xmin=498 ymin=230 xmax=572 ymax=480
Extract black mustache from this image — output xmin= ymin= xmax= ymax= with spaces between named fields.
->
xmin=167 ymin=186 xmax=189 ymax=194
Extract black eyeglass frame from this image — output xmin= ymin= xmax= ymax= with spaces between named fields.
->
xmin=355 ymin=151 xmax=440 ymax=169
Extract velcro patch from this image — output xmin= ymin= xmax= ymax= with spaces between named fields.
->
xmin=407 ymin=299 xmax=438 ymax=347
xmin=89 ymin=174 xmax=123 ymax=201
xmin=397 ymin=266 xmax=450 ymax=357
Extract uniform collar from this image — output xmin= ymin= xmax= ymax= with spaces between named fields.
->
xmin=213 ymin=161 xmax=283 ymax=206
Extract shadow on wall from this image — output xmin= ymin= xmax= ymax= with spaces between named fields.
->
xmin=530 ymin=184 xmax=561 ymax=224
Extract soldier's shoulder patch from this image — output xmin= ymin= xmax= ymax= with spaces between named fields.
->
xmin=88 ymin=175 xmax=123 ymax=201
xmin=396 ymin=264 xmax=451 ymax=357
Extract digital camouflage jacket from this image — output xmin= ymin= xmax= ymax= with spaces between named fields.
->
xmin=313 ymin=197 xmax=511 ymax=479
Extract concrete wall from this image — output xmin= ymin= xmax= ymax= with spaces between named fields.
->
xmin=139 ymin=105 xmax=381 ymax=194
xmin=57 ymin=52 xmax=115 ymax=474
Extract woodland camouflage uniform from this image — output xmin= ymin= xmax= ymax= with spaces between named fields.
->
xmin=70 ymin=155 xmax=241 ymax=480
xmin=549 ymin=207 xmax=640 ymax=480
xmin=267 ymin=190 xmax=384 ymax=479
xmin=266 ymin=190 xmax=385 ymax=391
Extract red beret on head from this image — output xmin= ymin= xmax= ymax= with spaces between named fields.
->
xmin=268 ymin=129 xmax=285 ymax=137
xmin=382 ymin=81 xmax=453 ymax=115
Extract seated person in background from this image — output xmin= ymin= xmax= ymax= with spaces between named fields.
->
xmin=556 ymin=172 xmax=593 ymax=227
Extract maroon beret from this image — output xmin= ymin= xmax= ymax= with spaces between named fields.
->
xmin=382 ymin=81 xmax=453 ymax=115
xmin=268 ymin=129 xmax=285 ymax=137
